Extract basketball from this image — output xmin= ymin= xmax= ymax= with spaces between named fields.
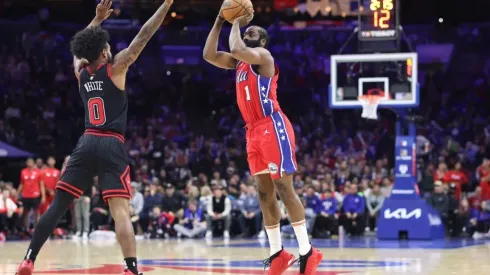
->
xmin=220 ymin=0 xmax=253 ymax=24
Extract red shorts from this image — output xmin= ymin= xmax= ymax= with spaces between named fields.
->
xmin=246 ymin=111 xmax=297 ymax=180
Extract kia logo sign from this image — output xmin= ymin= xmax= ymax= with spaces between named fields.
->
xmin=384 ymin=208 xmax=422 ymax=219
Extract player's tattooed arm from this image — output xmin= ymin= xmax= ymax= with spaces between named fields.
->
xmin=229 ymin=14 xmax=273 ymax=66
xmin=203 ymin=15 xmax=237 ymax=69
xmin=87 ymin=0 xmax=113 ymax=28
xmin=73 ymin=57 xmax=89 ymax=81
xmin=112 ymin=0 xmax=173 ymax=74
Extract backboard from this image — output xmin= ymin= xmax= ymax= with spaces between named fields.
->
xmin=329 ymin=52 xmax=419 ymax=109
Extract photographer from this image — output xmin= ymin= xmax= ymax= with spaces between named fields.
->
xmin=427 ymin=181 xmax=449 ymax=226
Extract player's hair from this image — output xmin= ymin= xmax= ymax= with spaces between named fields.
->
xmin=256 ymin=26 xmax=270 ymax=48
xmin=70 ymin=26 xmax=110 ymax=63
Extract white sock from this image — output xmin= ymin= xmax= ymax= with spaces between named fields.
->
xmin=292 ymin=220 xmax=311 ymax=256
xmin=265 ymin=224 xmax=282 ymax=256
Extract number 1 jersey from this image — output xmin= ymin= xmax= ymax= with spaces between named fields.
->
xmin=79 ymin=64 xmax=128 ymax=135
xmin=235 ymin=61 xmax=281 ymax=125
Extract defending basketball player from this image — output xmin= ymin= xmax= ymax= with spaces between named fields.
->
xmin=16 ymin=1 xmax=173 ymax=275
xmin=203 ymin=6 xmax=323 ymax=275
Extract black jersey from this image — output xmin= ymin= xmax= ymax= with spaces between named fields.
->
xmin=79 ymin=64 xmax=128 ymax=135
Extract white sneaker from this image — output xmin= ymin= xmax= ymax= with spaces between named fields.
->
xmin=223 ymin=231 xmax=230 ymax=239
xmin=177 ymin=232 xmax=182 ymax=238
xmin=72 ymin=231 xmax=81 ymax=239
xmin=82 ymin=232 xmax=89 ymax=240
xmin=257 ymin=230 xmax=266 ymax=239
xmin=473 ymin=232 xmax=484 ymax=240
xmin=205 ymin=231 xmax=213 ymax=239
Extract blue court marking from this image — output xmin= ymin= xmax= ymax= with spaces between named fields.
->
xmin=212 ymin=237 xmax=488 ymax=249
xmin=139 ymin=258 xmax=409 ymax=268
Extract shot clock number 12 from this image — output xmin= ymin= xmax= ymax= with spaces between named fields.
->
xmin=370 ymin=0 xmax=393 ymax=29
xmin=358 ymin=0 xmax=398 ymax=41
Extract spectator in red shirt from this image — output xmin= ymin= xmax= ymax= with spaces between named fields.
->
xmin=39 ymin=157 xmax=60 ymax=215
xmin=442 ymin=162 xmax=468 ymax=200
xmin=17 ymin=158 xmax=46 ymax=229
xmin=433 ymin=162 xmax=448 ymax=182
xmin=477 ymin=159 xmax=490 ymax=201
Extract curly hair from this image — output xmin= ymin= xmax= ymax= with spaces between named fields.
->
xmin=70 ymin=26 xmax=110 ymax=63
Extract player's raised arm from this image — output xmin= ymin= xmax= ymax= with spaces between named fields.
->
xmin=203 ymin=14 xmax=237 ymax=69
xmin=72 ymin=0 xmax=113 ymax=80
xmin=112 ymin=0 xmax=173 ymax=74
xmin=229 ymin=14 xmax=273 ymax=66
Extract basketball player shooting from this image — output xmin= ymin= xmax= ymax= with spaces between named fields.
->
xmin=203 ymin=5 xmax=323 ymax=275
xmin=16 ymin=1 xmax=173 ymax=275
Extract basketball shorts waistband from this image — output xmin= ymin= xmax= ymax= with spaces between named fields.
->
xmin=84 ymin=129 xmax=125 ymax=143
xmin=245 ymin=111 xmax=283 ymax=130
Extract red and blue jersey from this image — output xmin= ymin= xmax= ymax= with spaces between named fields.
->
xmin=235 ymin=61 xmax=281 ymax=124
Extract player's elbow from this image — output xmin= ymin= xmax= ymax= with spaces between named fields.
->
xmin=202 ymin=52 xmax=214 ymax=62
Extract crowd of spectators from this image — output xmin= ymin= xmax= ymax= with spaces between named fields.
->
xmin=1 ymin=19 xmax=490 ymax=241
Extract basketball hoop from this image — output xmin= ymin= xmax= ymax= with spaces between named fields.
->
xmin=358 ymin=89 xmax=387 ymax=120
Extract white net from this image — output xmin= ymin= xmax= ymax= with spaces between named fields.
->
xmin=359 ymin=95 xmax=383 ymax=120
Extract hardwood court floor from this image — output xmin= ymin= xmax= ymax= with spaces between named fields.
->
xmin=0 ymin=237 xmax=489 ymax=274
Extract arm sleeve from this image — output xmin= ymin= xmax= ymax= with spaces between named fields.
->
xmin=135 ymin=194 xmax=144 ymax=215
xmin=222 ymin=197 xmax=232 ymax=216
xmin=207 ymin=196 xmax=214 ymax=214
xmin=366 ymin=195 xmax=374 ymax=212
xmin=373 ymin=196 xmax=384 ymax=212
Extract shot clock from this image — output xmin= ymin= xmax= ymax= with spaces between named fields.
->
xmin=358 ymin=0 xmax=399 ymax=41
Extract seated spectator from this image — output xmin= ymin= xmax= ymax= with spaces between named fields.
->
xmin=341 ymin=184 xmax=365 ymax=235
xmin=199 ymin=185 xmax=212 ymax=214
xmin=90 ymin=186 xmax=109 ymax=231
xmin=161 ymin=184 xmax=185 ymax=217
xmin=0 ymin=188 xmax=19 ymax=236
xmin=239 ymin=185 xmax=262 ymax=237
xmin=211 ymin=171 xmax=226 ymax=187
xmin=469 ymin=201 xmax=490 ymax=239
xmin=174 ymin=200 xmax=206 ymax=238
xmin=140 ymin=182 xmax=163 ymax=233
xmin=148 ymin=205 xmax=175 ymax=239
xmin=304 ymin=185 xmax=321 ymax=218
xmin=427 ymin=181 xmax=449 ymax=226
xmin=313 ymin=189 xmax=337 ymax=238
xmin=206 ymin=185 xmax=231 ymax=238
xmin=365 ymin=184 xmax=384 ymax=232
xmin=130 ymin=182 xmax=144 ymax=233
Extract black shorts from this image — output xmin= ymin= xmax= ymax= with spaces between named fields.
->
xmin=57 ymin=129 xmax=131 ymax=201
xmin=21 ymin=197 xmax=41 ymax=211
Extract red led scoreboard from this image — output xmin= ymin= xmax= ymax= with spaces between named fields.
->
xmin=359 ymin=0 xmax=399 ymax=41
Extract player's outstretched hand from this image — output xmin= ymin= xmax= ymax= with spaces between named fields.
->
xmin=95 ymin=0 xmax=113 ymax=21
xmin=234 ymin=9 xmax=254 ymax=27
xmin=164 ymin=0 xmax=174 ymax=6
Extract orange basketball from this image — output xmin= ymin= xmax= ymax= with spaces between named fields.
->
xmin=220 ymin=0 xmax=253 ymax=24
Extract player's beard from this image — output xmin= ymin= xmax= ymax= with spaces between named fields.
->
xmin=244 ymin=39 xmax=261 ymax=48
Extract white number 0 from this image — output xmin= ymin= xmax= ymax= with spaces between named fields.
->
xmin=245 ymin=86 xmax=251 ymax=101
